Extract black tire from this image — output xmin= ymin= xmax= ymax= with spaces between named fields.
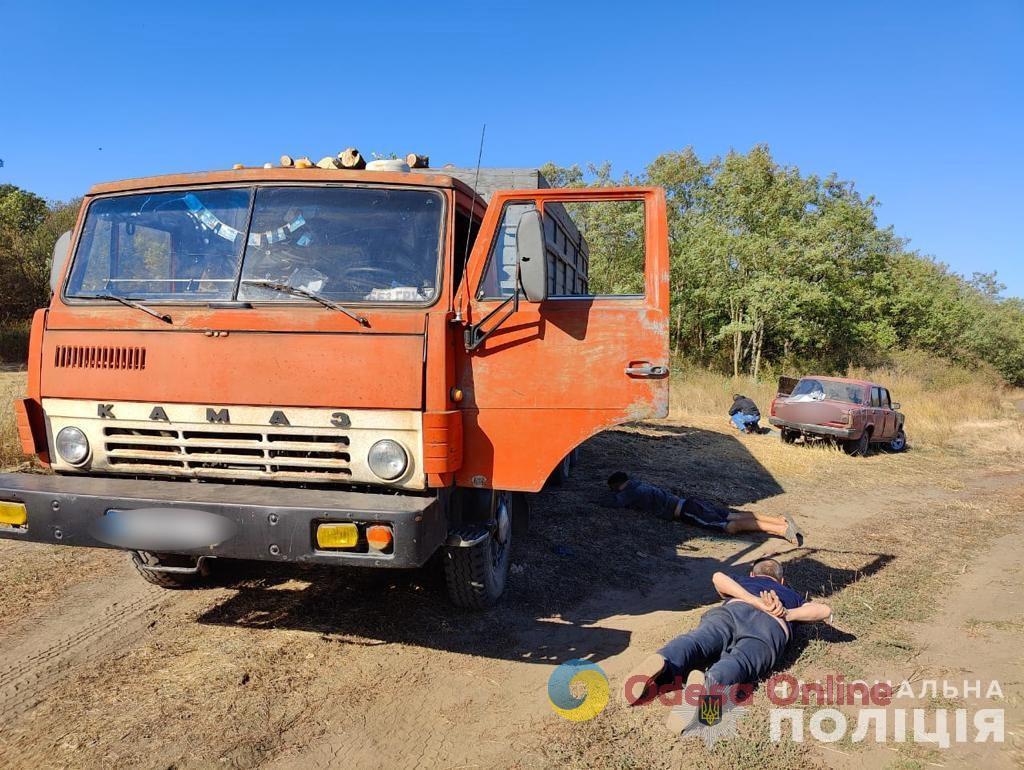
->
xmin=546 ymin=453 xmax=573 ymax=487
xmin=886 ymin=428 xmax=907 ymax=453
xmin=569 ymin=447 xmax=581 ymax=471
xmin=510 ymin=491 xmax=531 ymax=538
xmin=444 ymin=493 xmax=512 ymax=609
xmin=844 ymin=430 xmax=871 ymax=457
xmin=131 ymin=551 xmax=212 ymax=589
xmin=780 ymin=428 xmax=797 ymax=444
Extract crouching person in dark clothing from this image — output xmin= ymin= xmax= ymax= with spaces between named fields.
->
xmin=623 ymin=559 xmax=832 ymax=719
xmin=729 ymin=394 xmax=763 ymax=433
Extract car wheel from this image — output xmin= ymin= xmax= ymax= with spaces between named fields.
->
xmin=780 ymin=428 xmax=797 ymax=444
xmin=844 ymin=431 xmax=871 ymax=457
xmin=887 ymin=429 xmax=907 ymax=453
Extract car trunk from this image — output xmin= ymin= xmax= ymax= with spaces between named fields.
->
xmin=773 ymin=397 xmax=852 ymax=427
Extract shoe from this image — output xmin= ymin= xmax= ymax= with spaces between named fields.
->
xmin=665 ymin=669 xmax=706 ymax=733
xmin=623 ymin=653 xmax=667 ymax=706
xmin=783 ymin=514 xmax=805 ymax=546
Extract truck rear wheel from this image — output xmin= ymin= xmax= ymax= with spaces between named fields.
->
xmin=444 ymin=492 xmax=512 ymax=609
xmin=546 ymin=453 xmax=573 ymax=487
xmin=780 ymin=428 xmax=797 ymax=444
xmin=131 ymin=551 xmax=213 ymax=589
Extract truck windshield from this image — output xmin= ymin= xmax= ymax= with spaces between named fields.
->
xmin=65 ymin=186 xmax=444 ymax=304
xmin=791 ymin=378 xmax=866 ymax=405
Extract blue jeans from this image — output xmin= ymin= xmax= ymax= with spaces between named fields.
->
xmin=657 ymin=602 xmax=788 ymax=689
xmin=731 ymin=413 xmax=760 ymax=432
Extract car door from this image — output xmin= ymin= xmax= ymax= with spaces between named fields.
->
xmin=880 ymin=388 xmax=896 ymax=438
xmin=454 ymin=187 xmax=670 ymax=492
xmin=868 ymin=386 xmax=884 ymax=439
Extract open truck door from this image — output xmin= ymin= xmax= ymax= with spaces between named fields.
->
xmin=455 ymin=187 xmax=670 ymax=492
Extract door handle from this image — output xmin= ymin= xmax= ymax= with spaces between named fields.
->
xmin=625 ymin=363 xmax=669 ymax=377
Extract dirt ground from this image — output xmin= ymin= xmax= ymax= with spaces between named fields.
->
xmin=0 ymin=409 xmax=1021 ymax=769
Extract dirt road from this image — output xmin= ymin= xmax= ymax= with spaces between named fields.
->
xmin=0 ymin=419 xmax=1021 ymax=769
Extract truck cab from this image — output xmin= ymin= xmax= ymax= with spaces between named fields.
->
xmin=0 ymin=163 xmax=670 ymax=607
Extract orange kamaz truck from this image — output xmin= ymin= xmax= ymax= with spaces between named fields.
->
xmin=0 ymin=162 xmax=669 ymax=607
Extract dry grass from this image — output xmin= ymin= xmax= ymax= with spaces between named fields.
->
xmin=0 ymin=372 xmax=27 ymax=468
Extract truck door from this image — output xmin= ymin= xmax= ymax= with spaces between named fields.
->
xmin=455 ymin=188 xmax=670 ymax=492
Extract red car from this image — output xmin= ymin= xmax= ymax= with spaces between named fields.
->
xmin=768 ymin=376 xmax=907 ymax=456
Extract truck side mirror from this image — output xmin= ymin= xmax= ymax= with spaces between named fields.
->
xmin=892 ymin=402 xmax=901 ymax=410
xmin=516 ymin=209 xmax=548 ymax=303
xmin=50 ymin=230 xmax=72 ymax=293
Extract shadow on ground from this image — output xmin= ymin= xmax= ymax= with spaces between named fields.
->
xmin=196 ymin=423 xmax=889 ymax=666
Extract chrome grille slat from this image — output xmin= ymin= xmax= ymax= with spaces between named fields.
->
xmin=101 ymin=423 xmax=351 ymax=482
xmin=101 ymin=436 xmax=350 ymax=453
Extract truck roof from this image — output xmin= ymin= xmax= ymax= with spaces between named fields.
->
xmin=85 ymin=166 xmax=550 ymax=204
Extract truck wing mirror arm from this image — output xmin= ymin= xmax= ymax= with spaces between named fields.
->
xmin=463 ymin=207 xmax=547 ymax=352
xmin=464 ymin=276 xmax=519 ymax=351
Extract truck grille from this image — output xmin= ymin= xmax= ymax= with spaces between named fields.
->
xmin=102 ymin=426 xmax=351 ymax=483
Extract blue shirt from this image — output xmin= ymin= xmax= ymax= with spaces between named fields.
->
xmin=611 ymin=479 xmax=680 ymax=521
xmin=736 ymin=576 xmax=805 ymax=610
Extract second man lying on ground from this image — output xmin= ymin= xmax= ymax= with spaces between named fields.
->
xmin=606 ymin=472 xmax=804 ymax=545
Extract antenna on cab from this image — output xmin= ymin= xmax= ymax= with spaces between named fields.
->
xmin=454 ymin=123 xmax=486 ymax=323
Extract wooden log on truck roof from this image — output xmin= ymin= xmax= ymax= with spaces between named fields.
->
xmin=280 ymin=155 xmax=294 ymax=167
xmin=338 ymin=148 xmax=366 ymax=169
xmin=317 ymin=156 xmax=342 ymax=169
xmin=406 ymin=153 xmax=429 ymax=169
xmin=294 ymin=157 xmax=314 ymax=169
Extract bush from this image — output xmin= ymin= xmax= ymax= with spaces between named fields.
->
xmin=0 ymin=323 xmax=30 ymax=364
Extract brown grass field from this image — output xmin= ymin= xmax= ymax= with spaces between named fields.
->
xmin=0 ymin=365 xmax=1021 ymax=769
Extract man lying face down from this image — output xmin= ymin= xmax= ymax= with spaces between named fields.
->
xmin=623 ymin=558 xmax=833 ymax=729
xmin=606 ymin=473 xmax=804 ymax=545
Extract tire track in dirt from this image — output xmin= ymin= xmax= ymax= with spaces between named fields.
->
xmin=0 ymin=567 xmax=172 ymax=718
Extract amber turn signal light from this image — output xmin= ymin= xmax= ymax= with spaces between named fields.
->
xmin=0 ymin=501 xmax=28 ymax=527
xmin=366 ymin=525 xmax=393 ymax=552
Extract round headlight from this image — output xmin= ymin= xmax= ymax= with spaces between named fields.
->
xmin=367 ymin=439 xmax=408 ymax=481
xmin=56 ymin=426 xmax=90 ymax=466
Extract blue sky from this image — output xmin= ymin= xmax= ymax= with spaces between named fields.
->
xmin=1 ymin=1 xmax=1021 ymax=296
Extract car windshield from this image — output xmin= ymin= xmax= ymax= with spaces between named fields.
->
xmin=790 ymin=378 xmax=866 ymax=404
xmin=65 ymin=186 xmax=444 ymax=304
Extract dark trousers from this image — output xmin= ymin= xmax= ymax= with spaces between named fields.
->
xmin=657 ymin=601 xmax=788 ymax=688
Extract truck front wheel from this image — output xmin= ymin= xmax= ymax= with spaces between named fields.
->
xmin=444 ymin=492 xmax=513 ymax=609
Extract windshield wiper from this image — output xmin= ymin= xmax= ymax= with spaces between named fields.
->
xmin=242 ymin=280 xmax=369 ymax=327
xmin=92 ymin=293 xmax=173 ymax=324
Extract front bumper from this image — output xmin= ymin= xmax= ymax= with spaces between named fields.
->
xmin=0 ymin=473 xmax=446 ymax=568
xmin=768 ymin=417 xmax=856 ymax=439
